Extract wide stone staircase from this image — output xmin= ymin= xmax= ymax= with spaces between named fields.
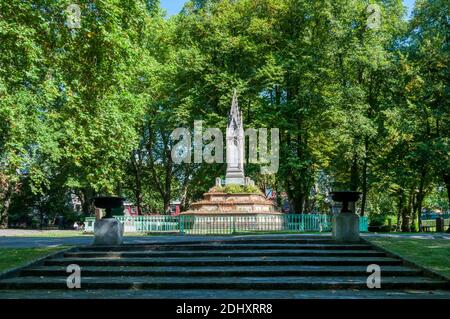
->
xmin=0 ymin=235 xmax=449 ymax=298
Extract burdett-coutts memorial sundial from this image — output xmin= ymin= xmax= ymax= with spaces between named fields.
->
xmin=181 ymin=91 xmax=282 ymax=231
xmin=224 ymin=90 xmax=245 ymax=185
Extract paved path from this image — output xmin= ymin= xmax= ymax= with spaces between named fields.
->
xmin=0 ymin=231 xmax=449 ymax=248
xmin=363 ymin=233 xmax=450 ymax=240
xmin=0 ymin=233 xmax=327 ymax=248
xmin=0 ymin=236 xmax=230 ymax=248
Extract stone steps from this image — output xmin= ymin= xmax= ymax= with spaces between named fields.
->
xmin=2 ymin=288 xmax=450 ymax=299
xmin=64 ymin=249 xmax=386 ymax=258
xmin=43 ymin=256 xmax=403 ymax=267
xmin=0 ymin=235 xmax=448 ymax=298
xmin=76 ymin=243 xmax=373 ymax=251
xmin=0 ymin=275 xmax=447 ymax=290
xmin=19 ymin=265 xmax=422 ymax=277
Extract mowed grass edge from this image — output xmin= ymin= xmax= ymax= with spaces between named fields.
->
xmin=0 ymin=247 xmax=70 ymax=274
xmin=367 ymin=238 xmax=450 ymax=280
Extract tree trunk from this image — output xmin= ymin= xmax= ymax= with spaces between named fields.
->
xmin=131 ymin=151 xmax=143 ymax=215
xmin=179 ymin=164 xmax=193 ymax=211
xmin=39 ymin=206 xmax=44 ymax=230
xmin=444 ymin=171 xmax=450 ymax=210
xmin=401 ymin=206 xmax=410 ymax=232
xmin=396 ymin=208 xmax=401 ymax=230
xmin=0 ymin=177 xmax=16 ymax=229
xmin=0 ymin=191 xmax=12 ymax=229
xmin=414 ymin=168 xmax=427 ymax=232
xmin=350 ymin=152 xmax=359 ymax=191
xmin=286 ymin=181 xmax=304 ymax=214
xmin=79 ymin=188 xmax=95 ymax=217
xmin=401 ymin=191 xmax=413 ymax=232
xmin=361 ymin=137 xmax=369 ymax=216
xmin=163 ymin=146 xmax=173 ymax=214
xmin=397 ymin=192 xmax=404 ymax=231
xmin=443 ymin=172 xmax=450 ymax=233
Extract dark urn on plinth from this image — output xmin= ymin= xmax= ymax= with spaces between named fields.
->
xmin=91 ymin=196 xmax=125 ymax=246
xmin=331 ymin=191 xmax=362 ymax=242
xmin=92 ymin=196 xmax=125 ymax=218
xmin=330 ymin=191 xmax=362 ymax=213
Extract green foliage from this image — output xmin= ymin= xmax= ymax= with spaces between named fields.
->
xmin=0 ymin=0 xmax=448 ymax=232
xmin=215 ymin=184 xmax=261 ymax=194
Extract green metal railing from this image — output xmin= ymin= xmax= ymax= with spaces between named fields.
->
xmin=360 ymin=215 xmax=369 ymax=233
xmin=179 ymin=214 xmax=336 ymax=235
xmin=85 ymin=217 xmax=95 ymax=232
xmin=84 ymin=214 xmax=369 ymax=235
xmin=114 ymin=215 xmax=179 ymax=232
xmin=420 ymin=219 xmax=450 ymax=232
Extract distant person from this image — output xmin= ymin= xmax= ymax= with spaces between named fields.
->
xmin=73 ymin=222 xmax=79 ymax=230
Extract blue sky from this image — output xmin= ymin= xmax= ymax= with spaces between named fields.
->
xmin=161 ymin=0 xmax=416 ymax=17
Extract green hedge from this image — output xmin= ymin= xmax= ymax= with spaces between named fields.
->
xmin=215 ymin=184 xmax=261 ymax=194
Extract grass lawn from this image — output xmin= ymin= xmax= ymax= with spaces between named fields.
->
xmin=0 ymin=230 xmax=90 ymax=237
xmin=0 ymin=247 xmax=69 ymax=274
xmin=367 ymin=238 xmax=450 ymax=279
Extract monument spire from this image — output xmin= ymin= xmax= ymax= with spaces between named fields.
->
xmin=225 ymin=89 xmax=245 ymax=185
xmin=229 ymin=89 xmax=242 ymax=129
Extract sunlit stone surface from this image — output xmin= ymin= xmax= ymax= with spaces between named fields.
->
xmin=93 ymin=218 xmax=124 ymax=246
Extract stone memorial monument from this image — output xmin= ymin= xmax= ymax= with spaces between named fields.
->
xmin=181 ymin=91 xmax=282 ymax=232
xmin=225 ymin=90 xmax=245 ymax=185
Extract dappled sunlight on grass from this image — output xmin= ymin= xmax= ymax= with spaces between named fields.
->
xmin=368 ymin=238 xmax=450 ymax=279
xmin=0 ymin=247 xmax=69 ymax=273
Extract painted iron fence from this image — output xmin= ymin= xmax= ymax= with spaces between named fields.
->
xmin=115 ymin=215 xmax=179 ymax=232
xmin=179 ymin=214 xmax=334 ymax=235
xmin=84 ymin=215 xmax=179 ymax=233
xmin=84 ymin=214 xmax=369 ymax=234
xmin=420 ymin=219 xmax=450 ymax=232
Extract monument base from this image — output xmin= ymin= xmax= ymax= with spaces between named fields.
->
xmin=225 ymin=177 xmax=245 ymax=185
xmin=181 ymin=212 xmax=283 ymax=234
xmin=332 ymin=212 xmax=360 ymax=242
xmin=93 ymin=218 xmax=124 ymax=246
xmin=225 ymin=168 xmax=245 ymax=185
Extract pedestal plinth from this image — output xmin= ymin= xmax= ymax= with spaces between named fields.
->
xmin=181 ymin=187 xmax=281 ymax=234
xmin=333 ymin=212 xmax=360 ymax=242
xmin=93 ymin=218 xmax=124 ymax=246
xmin=331 ymin=191 xmax=362 ymax=242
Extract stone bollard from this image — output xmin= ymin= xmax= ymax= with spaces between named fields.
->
xmin=331 ymin=191 xmax=362 ymax=242
xmin=333 ymin=212 xmax=360 ymax=242
xmin=91 ymin=196 xmax=125 ymax=246
xmin=93 ymin=218 xmax=124 ymax=245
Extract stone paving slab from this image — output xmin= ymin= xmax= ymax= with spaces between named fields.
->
xmin=77 ymin=243 xmax=374 ymax=251
xmin=1 ymin=288 xmax=450 ymax=299
xmin=64 ymin=249 xmax=385 ymax=258
xmin=0 ymin=275 xmax=447 ymax=290
xmin=20 ymin=265 xmax=422 ymax=277
xmin=43 ymin=256 xmax=403 ymax=267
